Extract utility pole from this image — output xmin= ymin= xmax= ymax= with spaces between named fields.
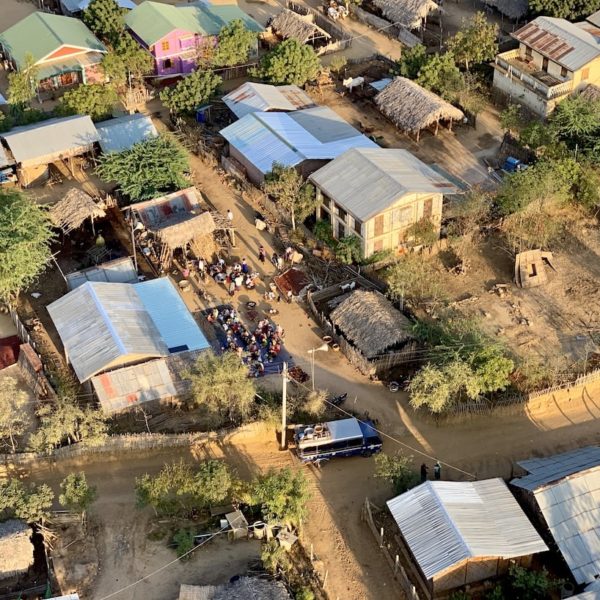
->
xmin=281 ymin=362 xmax=287 ymax=450
xmin=130 ymin=214 xmax=139 ymax=273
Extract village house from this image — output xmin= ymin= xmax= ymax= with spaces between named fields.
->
xmin=60 ymin=0 xmax=135 ymax=18
xmin=0 ymin=12 xmax=107 ymax=93
xmin=219 ymin=106 xmax=377 ymax=185
xmin=387 ymin=479 xmax=548 ymax=598
xmin=309 ymin=148 xmax=456 ymax=258
xmin=492 ymin=15 xmax=600 ymax=117
xmin=125 ymin=0 xmax=263 ymax=77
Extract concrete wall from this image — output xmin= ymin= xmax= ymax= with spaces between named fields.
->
xmin=493 ymin=69 xmax=555 ymax=117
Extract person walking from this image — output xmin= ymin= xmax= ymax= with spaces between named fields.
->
xmin=258 ymin=245 xmax=266 ymax=264
xmin=420 ymin=463 xmax=428 ymax=483
xmin=271 ymin=252 xmax=279 ymax=268
xmin=433 ymin=461 xmax=441 ymax=480
xmin=277 ymin=255 xmax=284 ymax=270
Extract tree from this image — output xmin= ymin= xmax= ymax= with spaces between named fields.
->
xmin=445 ymin=187 xmax=492 ymax=238
xmin=529 ymin=0 xmax=600 ymax=19
xmin=261 ymin=539 xmax=291 ymax=573
xmin=96 ymin=134 xmax=189 ymax=201
xmin=0 ymin=478 xmax=54 ymax=524
xmin=7 ymin=54 xmax=38 ymax=109
xmin=0 ymin=376 xmax=31 ymax=453
xmin=173 ymin=529 xmax=196 ymax=558
xmin=396 ymin=44 xmax=427 ymax=79
xmin=184 ymin=352 xmax=256 ymax=426
xmin=57 ymin=83 xmax=118 ymax=121
xmin=549 ymin=95 xmax=600 ymax=149
xmin=507 ymin=565 xmax=557 ymax=600
xmin=416 ymin=53 xmax=463 ymax=101
xmin=252 ymin=39 xmax=320 ymax=86
xmin=387 ymin=254 xmax=447 ymax=308
xmin=374 ymin=452 xmax=418 ymax=494
xmin=102 ymin=34 xmax=154 ymax=91
xmin=0 ymin=189 xmax=54 ymax=306
xmin=83 ymin=0 xmax=126 ymax=45
xmin=263 ymin=163 xmax=317 ymax=230
xmin=405 ymin=218 xmax=438 ymax=247
xmin=59 ymin=472 xmax=97 ymax=521
xmin=213 ymin=19 xmax=257 ymax=67
xmin=499 ymin=104 xmax=524 ymax=135
xmin=160 ymin=70 xmax=222 ymax=115
xmin=447 ymin=13 xmax=498 ymax=71
xmin=252 ymin=468 xmax=310 ymax=528
xmin=335 ymin=235 xmax=362 ymax=264
xmin=328 ymin=55 xmax=347 ymax=77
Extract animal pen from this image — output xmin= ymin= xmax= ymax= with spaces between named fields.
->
xmin=270 ymin=9 xmax=332 ymax=48
xmin=308 ymin=282 xmax=419 ymax=378
xmin=49 ymin=188 xmax=106 ymax=235
xmin=368 ymin=0 xmax=439 ymax=30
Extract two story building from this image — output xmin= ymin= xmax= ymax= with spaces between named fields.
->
xmin=492 ymin=16 xmax=600 ymax=117
xmin=309 ymin=148 xmax=456 ymax=259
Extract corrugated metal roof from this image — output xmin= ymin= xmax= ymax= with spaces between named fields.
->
xmin=387 ymin=479 xmax=548 ymax=580
xmin=370 ymin=78 xmax=392 ymax=92
xmin=220 ymin=107 xmax=377 ymax=175
xmin=61 ymin=0 xmax=135 ymax=12
xmin=92 ymin=358 xmax=177 ymax=414
xmin=1 ymin=115 xmax=99 ymax=166
xmin=135 ymin=278 xmax=210 ymax=353
xmin=512 ymin=16 xmax=600 ymax=71
xmin=0 ymin=143 xmax=10 ymax=168
xmin=47 ymin=594 xmax=80 ymax=600
xmin=223 ymin=82 xmax=315 ymax=119
xmin=309 ymin=148 xmax=456 ymax=221
xmin=589 ymin=10 xmax=600 ymax=28
xmin=66 ymin=257 xmax=138 ymax=290
xmin=96 ymin=114 xmax=158 ymax=154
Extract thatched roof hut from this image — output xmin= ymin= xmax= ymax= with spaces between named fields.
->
xmin=0 ymin=520 xmax=34 ymax=580
xmin=481 ymin=0 xmax=528 ymax=20
xmin=371 ymin=0 xmax=439 ymax=30
xmin=154 ymin=212 xmax=216 ymax=250
xmin=330 ymin=290 xmax=413 ymax=358
xmin=270 ymin=10 xmax=330 ymax=44
xmin=179 ymin=577 xmax=291 ymax=600
xmin=50 ymin=188 xmax=106 ymax=234
xmin=375 ymin=77 xmax=464 ymax=141
xmin=581 ymin=83 xmax=600 ymax=102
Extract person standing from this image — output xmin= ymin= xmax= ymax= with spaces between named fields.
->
xmin=277 ymin=255 xmax=284 ymax=270
xmin=420 ymin=463 xmax=428 ymax=483
xmin=227 ymin=209 xmax=233 ymax=224
xmin=258 ymin=245 xmax=266 ymax=264
xmin=433 ymin=461 xmax=441 ymax=480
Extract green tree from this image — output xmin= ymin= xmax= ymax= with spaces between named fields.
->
xmin=7 ymin=54 xmax=38 ymax=109
xmin=102 ymin=34 xmax=154 ymax=91
xmin=263 ymin=163 xmax=317 ymax=230
xmin=96 ymin=134 xmax=189 ymax=201
xmin=447 ymin=13 xmax=498 ymax=71
xmin=160 ymin=70 xmax=222 ymax=115
xmin=295 ymin=587 xmax=315 ymax=600
xmin=173 ymin=528 xmax=196 ymax=558
xmin=328 ymin=55 xmax=347 ymax=77
xmin=374 ymin=452 xmax=418 ymax=494
xmin=549 ymin=95 xmax=600 ymax=149
xmin=405 ymin=217 xmax=438 ymax=247
xmin=59 ymin=472 xmax=97 ymax=521
xmin=387 ymin=254 xmax=447 ymax=308
xmin=252 ymin=39 xmax=320 ymax=86
xmin=446 ymin=187 xmax=492 ymax=238
xmin=261 ymin=538 xmax=291 ymax=573
xmin=499 ymin=103 xmax=524 ymax=134
xmin=252 ymin=467 xmax=310 ymax=528
xmin=57 ymin=83 xmax=118 ymax=121
xmin=574 ymin=163 xmax=600 ymax=213
xmin=335 ymin=235 xmax=362 ymax=264
xmin=0 ymin=376 xmax=31 ymax=453
xmin=0 ymin=189 xmax=54 ymax=306
xmin=507 ymin=565 xmax=555 ymax=600
xmin=213 ymin=19 xmax=257 ymax=67
xmin=529 ymin=0 xmax=600 ymax=19
xmin=396 ymin=44 xmax=427 ymax=79
xmin=0 ymin=479 xmax=54 ymax=524
xmin=416 ymin=53 xmax=463 ymax=101
xmin=184 ymin=351 xmax=256 ymax=426
xmin=83 ymin=0 xmax=126 ymax=45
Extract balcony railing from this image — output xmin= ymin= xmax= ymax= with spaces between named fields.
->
xmin=495 ymin=50 xmax=574 ymax=100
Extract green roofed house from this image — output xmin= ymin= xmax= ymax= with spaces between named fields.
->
xmin=0 ymin=12 xmax=107 ymax=94
xmin=125 ymin=1 xmax=263 ymax=77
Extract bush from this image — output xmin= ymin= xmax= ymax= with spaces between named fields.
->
xmin=173 ymin=529 xmax=195 ymax=558
xmin=313 ymin=220 xmax=335 ymax=246
xmin=405 ymin=218 xmax=438 ymax=247
xmin=374 ymin=452 xmax=418 ymax=494
xmin=386 ymin=254 xmax=447 ymax=308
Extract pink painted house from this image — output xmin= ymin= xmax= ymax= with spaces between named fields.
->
xmin=125 ymin=1 xmax=263 ymax=77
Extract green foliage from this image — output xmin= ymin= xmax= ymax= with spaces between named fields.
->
xmin=294 ymin=587 xmax=315 ymax=600
xmin=59 ymin=472 xmax=97 ymax=517
xmin=313 ymin=220 xmax=335 ymax=246
xmin=450 ymin=592 xmax=471 ymax=600
xmin=213 ymin=20 xmax=257 ymax=67
xmin=447 ymin=12 xmax=498 ymax=71
xmin=173 ymin=529 xmax=196 ymax=558
xmin=184 ymin=351 xmax=256 ymax=426
xmin=485 ymin=586 xmax=504 ymax=600
xmin=263 ymin=163 xmax=317 ymax=230
xmin=261 ymin=539 xmax=291 ymax=573
xmin=396 ymin=44 xmax=427 ymax=79
xmin=7 ymin=54 xmax=38 ymax=108
xmin=0 ymin=479 xmax=54 ymax=524
xmin=96 ymin=134 xmax=189 ymax=201
xmin=529 ymin=0 xmax=600 ymax=19
xmin=405 ymin=218 xmax=438 ymax=247
xmin=507 ymin=565 xmax=556 ymax=600
xmin=416 ymin=53 xmax=463 ymax=101
xmin=374 ymin=452 xmax=418 ymax=494
xmin=83 ymin=0 xmax=126 ymax=45
xmin=519 ymin=121 xmax=558 ymax=151
xmin=328 ymin=55 xmax=347 ymax=76
xmin=0 ymin=189 xmax=54 ymax=306
xmin=0 ymin=376 xmax=31 ymax=453
xmin=252 ymin=468 xmax=309 ymax=528
xmin=446 ymin=188 xmax=492 ymax=237
xmin=136 ymin=459 xmax=234 ymax=517
xmin=500 ymin=104 xmax=524 ymax=134
xmin=549 ymin=95 xmax=600 ymax=150
xmin=386 ymin=254 xmax=446 ymax=307
xmin=574 ymin=163 xmax=600 ymax=213
xmin=252 ymin=39 xmax=320 ymax=86
xmin=102 ymin=34 xmax=154 ymax=90
xmin=57 ymin=83 xmax=117 ymax=121
xmin=335 ymin=235 xmax=362 ymax=264
xmin=160 ymin=70 xmax=222 ymax=115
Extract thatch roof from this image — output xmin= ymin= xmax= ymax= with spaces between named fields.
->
xmin=481 ymin=0 xmax=527 ymax=20
xmin=372 ymin=0 xmax=439 ymax=30
xmin=179 ymin=578 xmax=291 ymax=600
xmin=154 ymin=211 xmax=216 ymax=250
xmin=0 ymin=519 xmax=34 ymax=580
xmin=580 ymin=83 xmax=600 ymax=102
xmin=330 ymin=290 xmax=413 ymax=358
xmin=375 ymin=77 xmax=464 ymax=135
xmin=50 ymin=188 xmax=106 ymax=234
xmin=271 ymin=10 xmax=330 ymax=43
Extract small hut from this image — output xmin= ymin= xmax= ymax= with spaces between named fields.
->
xmin=371 ymin=0 xmax=439 ymax=30
xmin=481 ymin=0 xmax=528 ymax=21
xmin=375 ymin=77 xmax=464 ymax=141
xmin=0 ymin=520 xmax=34 ymax=580
xmin=50 ymin=188 xmax=106 ymax=235
xmin=179 ymin=577 xmax=291 ymax=600
xmin=270 ymin=10 xmax=331 ymax=46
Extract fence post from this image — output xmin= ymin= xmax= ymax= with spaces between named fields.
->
xmin=394 ymin=554 xmax=400 ymax=574
xmin=379 ymin=527 xmax=384 ymax=548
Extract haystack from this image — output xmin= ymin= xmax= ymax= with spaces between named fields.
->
xmin=372 ymin=0 xmax=439 ymax=29
xmin=271 ymin=10 xmax=330 ymax=44
xmin=179 ymin=578 xmax=291 ymax=600
xmin=155 ymin=212 xmax=216 ymax=250
xmin=330 ymin=290 xmax=413 ymax=358
xmin=581 ymin=83 xmax=600 ymax=102
xmin=0 ymin=519 xmax=34 ymax=580
xmin=481 ymin=0 xmax=528 ymax=20
xmin=50 ymin=188 xmax=106 ymax=234
xmin=375 ymin=77 xmax=464 ymax=141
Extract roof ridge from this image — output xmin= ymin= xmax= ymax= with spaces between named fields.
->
xmin=36 ymin=11 xmax=68 ymax=48
xmin=85 ymin=282 xmax=128 ymax=356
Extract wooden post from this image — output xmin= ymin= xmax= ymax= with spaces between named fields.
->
xmin=323 ymin=570 xmax=328 ymax=589
xmin=435 ymin=119 xmax=440 ymax=136
xmin=379 ymin=526 xmax=384 ymax=548
xmin=310 ymin=543 xmax=314 ymax=561
xmin=395 ymin=554 xmax=400 ymax=574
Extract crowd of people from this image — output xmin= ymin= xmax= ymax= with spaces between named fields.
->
xmin=206 ymin=257 xmax=259 ymax=296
